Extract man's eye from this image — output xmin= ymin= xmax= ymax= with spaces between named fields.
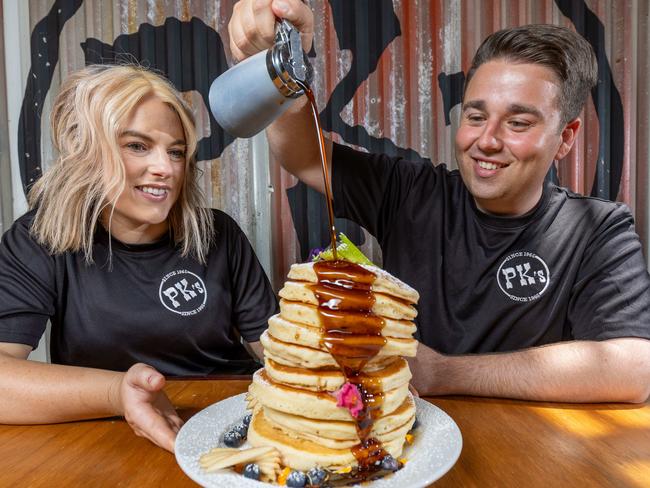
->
xmin=466 ymin=114 xmax=485 ymax=123
xmin=509 ymin=120 xmax=531 ymax=129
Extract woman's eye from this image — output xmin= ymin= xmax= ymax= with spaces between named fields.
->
xmin=169 ymin=149 xmax=186 ymax=161
xmin=126 ymin=142 xmax=147 ymax=152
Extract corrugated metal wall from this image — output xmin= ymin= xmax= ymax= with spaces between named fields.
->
xmin=0 ymin=1 xmax=12 ymax=236
xmin=3 ymin=0 xmax=649 ymax=290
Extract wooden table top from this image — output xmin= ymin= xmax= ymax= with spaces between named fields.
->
xmin=1 ymin=378 xmax=649 ymax=487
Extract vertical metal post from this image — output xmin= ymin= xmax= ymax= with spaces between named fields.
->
xmin=2 ymin=0 xmax=49 ymax=363
xmin=2 ymin=0 xmax=30 ymax=221
xmin=0 ymin=1 xmax=13 ymax=234
xmin=249 ymin=130 xmax=273 ymax=280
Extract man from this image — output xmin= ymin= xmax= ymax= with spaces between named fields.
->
xmin=228 ymin=0 xmax=650 ymax=402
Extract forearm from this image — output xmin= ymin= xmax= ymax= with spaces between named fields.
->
xmin=247 ymin=341 xmax=264 ymax=362
xmin=0 ymin=354 xmax=124 ymax=424
xmin=409 ymin=338 xmax=650 ymax=403
xmin=266 ymin=96 xmax=332 ymax=193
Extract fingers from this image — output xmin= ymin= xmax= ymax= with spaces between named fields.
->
xmin=271 ymin=0 xmax=314 ymax=53
xmin=147 ymin=371 xmax=166 ymax=391
xmin=169 ymin=414 xmax=184 ymax=433
xmin=130 ymin=412 xmax=180 ymax=453
xmin=121 ymin=364 xmax=183 ymax=453
xmin=124 ymin=394 xmax=184 ymax=452
xmin=409 ymin=383 xmax=420 ymax=398
xmin=126 ymin=363 xmax=166 ymax=393
xmin=229 ymin=0 xmax=276 ymax=62
xmin=271 ymin=0 xmax=314 ymax=38
xmin=161 ymin=431 xmax=175 ymax=452
xmin=228 ymin=0 xmax=314 ymax=63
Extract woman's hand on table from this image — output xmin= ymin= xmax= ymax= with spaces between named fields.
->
xmin=112 ymin=363 xmax=183 ymax=452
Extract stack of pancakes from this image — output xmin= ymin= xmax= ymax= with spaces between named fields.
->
xmin=247 ymin=261 xmax=419 ymax=471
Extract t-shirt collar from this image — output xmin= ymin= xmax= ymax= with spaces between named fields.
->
xmin=95 ymin=223 xmax=172 ymax=252
xmin=468 ymin=180 xmax=553 ymax=229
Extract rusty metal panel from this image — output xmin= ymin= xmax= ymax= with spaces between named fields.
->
xmin=6 ymin=0 xmax=650 ymax=290
xmin=19 ymin=0 xmax=274 ymax=266
xmin=305 ymin=0 xmax=650 ymax=263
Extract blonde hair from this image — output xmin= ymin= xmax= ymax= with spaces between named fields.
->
xmin=28 ymin=64 xmax=214 ymax=264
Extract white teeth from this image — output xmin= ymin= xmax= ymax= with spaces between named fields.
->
xmin=477 ymin=160 xmax=500 ymax=170
xmin=139 ymin=186 xmax=167 ymax=196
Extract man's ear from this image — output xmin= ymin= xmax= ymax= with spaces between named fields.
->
xmin=554 ymin=118 xmax=582 ymax=160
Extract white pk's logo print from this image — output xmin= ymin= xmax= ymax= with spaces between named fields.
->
xmin=159 ymin=270 xmax=207 ymax=315
xmin=497 ymin=252 xmax=550 ymax=302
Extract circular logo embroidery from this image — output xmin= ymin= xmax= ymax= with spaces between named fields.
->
xmin=497 ymin=252 xmax=550 ymax=302
xmin=159 ymin=270 xmax=207 ymax=316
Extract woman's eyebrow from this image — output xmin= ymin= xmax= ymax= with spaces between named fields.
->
xmin=119 ymin=130 xmax=153 ymax=142
xmin=119 ymin=130 xmax=186 ymax=146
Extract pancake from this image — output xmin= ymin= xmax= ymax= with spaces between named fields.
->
xmin=249 ymin=369 xmax=410 ymax=421
xmin=267 ymin=314 xmax=418 ymax=357
xmin=264 ymin=357 xmax=411 ymax=392
xmin=260 ymin=330 xmax=395 ymax=370
xmin=287 ymin=262 xmax=420 ymax=304
xmin=247 ymin=406 xmax=414 ymax=471
xmin=243 ymin=259 xmax=420 ymax=477
xmin=279 ymin=300 xmax=417 ymax=338
xmin=260 ymin=407 xmax=415 ymax=450
xmin=279 ymin=281 xmax=418 ymax=320
xmin=262 ymin=395 xmax=416 ymax=446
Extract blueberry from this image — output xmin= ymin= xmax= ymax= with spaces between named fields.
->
xmin=380 ymin=455 xmax=400 ymax=472
xmin=222 ymin=429 xmax=244 ymax=447
xmin=411 ymin=417 xmax=420 ymax=430
xmin=286 ymin=470 xmax=308 ymax=487
xmin=242 ymin=413 xmax=252 ymax=428
xmin=307 ymin=467 xmax=327 ymax=485
xmin=243 ymin=463 xmax=260 ymax=480
xmin=232 ymin=421 xmax=248 ymax=437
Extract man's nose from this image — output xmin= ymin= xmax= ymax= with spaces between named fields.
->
xmin=477 ymin=121 xmax=503 ymax=153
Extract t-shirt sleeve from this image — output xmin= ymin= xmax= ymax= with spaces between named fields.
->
xmin=0 ymin=214 xmax=55 ymax=348
xmin=568 ymin=204 xmax=650 ymax=340
xmin=331 ymin=142 xmax=437 ymax=242
xmin=223 ymin=214 xmax=278 ymax=342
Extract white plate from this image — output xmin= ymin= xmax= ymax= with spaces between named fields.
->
xmin=175 ymin=393 xmax=462 ymax=488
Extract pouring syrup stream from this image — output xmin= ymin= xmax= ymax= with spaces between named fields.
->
xmin=296 ymin=80 xmax=338 ymax=261
xmin=296 ymin=80 xmax=390 ymax=473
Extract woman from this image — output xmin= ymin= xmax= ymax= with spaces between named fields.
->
xmin=0 ymin=65 xmax=277 ymax=451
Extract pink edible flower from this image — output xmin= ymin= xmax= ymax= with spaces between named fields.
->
xmin=335 ymin=382 xmax=363 ymax=418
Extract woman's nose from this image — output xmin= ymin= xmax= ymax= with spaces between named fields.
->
xmin=148 ymin=148 xmax=173 ymax=177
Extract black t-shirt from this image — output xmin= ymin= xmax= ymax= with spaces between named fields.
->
xmin=0 ymin=209 xmax=278 ymax=375
xmin=332 ymin=142 xmax=650 ymax=353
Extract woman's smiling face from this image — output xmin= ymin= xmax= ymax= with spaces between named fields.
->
xmin=105 ymin=94 xmax=187 ymax=244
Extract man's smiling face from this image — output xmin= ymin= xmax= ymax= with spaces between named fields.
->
xmin=455 ymin=59 xmax=575 ymax=216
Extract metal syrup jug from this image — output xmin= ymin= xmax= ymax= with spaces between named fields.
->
xmin=209 ymin=19 xmax=313 ymax=138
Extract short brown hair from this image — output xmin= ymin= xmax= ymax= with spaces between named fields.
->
xmin=465 ymin=24 xmax=598 ymax=126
